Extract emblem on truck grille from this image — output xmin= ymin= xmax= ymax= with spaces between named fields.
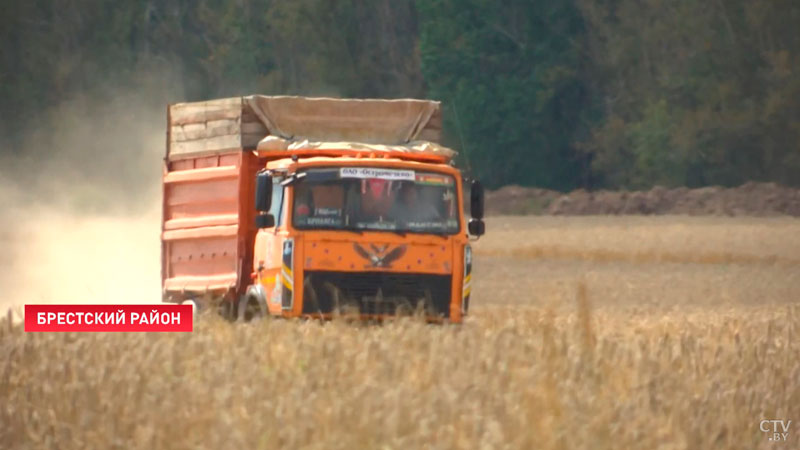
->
xmin=353 ymin=243 xmax=407 ymax=268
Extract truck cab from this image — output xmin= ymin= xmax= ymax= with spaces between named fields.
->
xmin=161 ymin=96 xmax=484 ymax=323
xmin=247 ymin=151 xmax=484 ymax=323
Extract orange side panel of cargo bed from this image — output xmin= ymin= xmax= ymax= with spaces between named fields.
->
xmin=161 ymin=151 xmax=263 ymax=300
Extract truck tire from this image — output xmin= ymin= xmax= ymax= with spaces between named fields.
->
xmin=180 ymin=298 xmax=200 ymax=316
xmin=237 ymin=285 xmax=268 ymax=322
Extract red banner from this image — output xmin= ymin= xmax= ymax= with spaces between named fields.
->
xmin=24 ymin=304 xmax=193 ymax=332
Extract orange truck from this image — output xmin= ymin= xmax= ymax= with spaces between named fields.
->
xmin=161 ymin=96 xmax=485 ymax=322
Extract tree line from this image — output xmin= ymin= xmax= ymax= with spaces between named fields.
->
xmin=2 ymin=0 xmax=798 ymax=190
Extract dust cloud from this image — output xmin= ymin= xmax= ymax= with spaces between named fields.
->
xmin=0 ymin=83 xmax=181 ymax=317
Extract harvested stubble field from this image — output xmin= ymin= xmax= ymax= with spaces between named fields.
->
xmin=2 ymin=216 xmax=799 ymax=449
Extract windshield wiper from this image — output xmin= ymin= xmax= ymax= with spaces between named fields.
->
xmin=337 ymin=227 xmax=364 ymax=235
xmin=395 ymin=229 xmax=451 ymax=239
xmin=295 ymin=225 xmax=364 ymax=235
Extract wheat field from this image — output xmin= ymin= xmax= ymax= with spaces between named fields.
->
xmin=1 ymin=216 xmax=799 ymax=449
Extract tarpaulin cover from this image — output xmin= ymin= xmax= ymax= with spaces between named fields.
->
xmin=245 ymin=95 xmax=439 ymax=144
xmin=167 ymin=95 xmax=453 ymax=160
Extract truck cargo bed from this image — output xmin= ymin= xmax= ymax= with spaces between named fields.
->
xmin=161 ymin=151 xmax=263 ymax=300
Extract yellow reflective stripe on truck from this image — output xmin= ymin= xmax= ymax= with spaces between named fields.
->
xmin=281 ymin=264 xmax=294 ymax=290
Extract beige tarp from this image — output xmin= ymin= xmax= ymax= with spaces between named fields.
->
xmin=245 ymin=95 xmax=439 ymax=144
xmin=167 ymin=95 xmax=452 ymax=161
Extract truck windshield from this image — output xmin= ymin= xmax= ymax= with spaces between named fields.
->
xmin=292 ymin=167 xmax=460 ymax=234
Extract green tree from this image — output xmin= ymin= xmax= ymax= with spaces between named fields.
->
xmin=417 ymin=0 xmax=590 ymax=190
xmin=579 ymin=0 xmax=800 ymax=188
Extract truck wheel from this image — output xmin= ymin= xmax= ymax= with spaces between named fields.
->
xmin=181 ymin=298 xmax=200 ymax=316
xmin=237 ymin=286 xmax=267 ymax=322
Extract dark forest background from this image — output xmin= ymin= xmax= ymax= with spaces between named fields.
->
xmin=2 ymin=0 xmax=799 ymax=191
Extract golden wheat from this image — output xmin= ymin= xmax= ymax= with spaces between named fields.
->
xmin=1 ymin=216 xmax=798 ymax=449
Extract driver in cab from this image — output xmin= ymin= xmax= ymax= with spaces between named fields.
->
xmin=389 ymin=182 xmax=440 ymax=224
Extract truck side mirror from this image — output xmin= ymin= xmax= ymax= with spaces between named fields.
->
xmin=468 ymin=218 xmax=485 ymax=237
xmin=255 ymin=171 xmax=272 ymax=212
xmin=255 ymin=214 xmax=275 ymax=229
xmin=470 ymin=179 xmax=484 ymax=219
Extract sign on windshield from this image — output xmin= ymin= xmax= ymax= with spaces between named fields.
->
xmin=292 ymin=167 xmax=459 ymax=234
xmin=339 ymin=167 xmax=415 ymax=180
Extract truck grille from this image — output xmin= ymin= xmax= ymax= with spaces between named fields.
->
xmin=302 ymin=271 xmax=451 ymax=318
